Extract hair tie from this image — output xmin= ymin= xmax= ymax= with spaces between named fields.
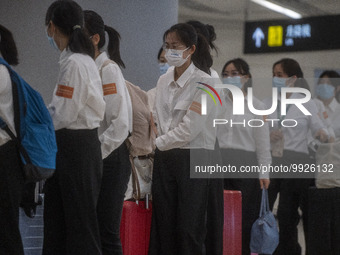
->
xmin=73 ymin=25 xmax=81 ymax=30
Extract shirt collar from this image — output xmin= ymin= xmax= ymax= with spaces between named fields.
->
xmin=167 ymin=62 xmax=195 ymax=88
xmin=328 ymin=97 xmax=339 ymax=112
xmin=95 ymin=51 xmax=109 ymax=70
xmin=59 ymin=48 xmax=73 ymax=64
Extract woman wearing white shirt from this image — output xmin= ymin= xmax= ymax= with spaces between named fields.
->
xmin=218 ymin=58 xmax=271 ymax=255
xmin=267 ymin=58 xmax=328 ymax=255
xmin=186 ymin=20 xmax=224 ymax=255
xmin=0 ymin=24 xmax=25 ymax=255
xmin=308 ymin=70 xmax=340 ymax=255
xmin=313 ymin=70 xmax=340 ymax=140
xmin=43 ymin=2 xmax=105 ymax=254
xmin=149 ymin=23 xmax=220 ymax=255
xmin=84 ymin=10 xmax=133 ymax=255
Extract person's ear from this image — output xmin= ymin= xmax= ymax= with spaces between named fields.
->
xmin=91 ymin=33 xmax=100 ymax=47
xmin=47 ymin=21 xmax=56 ymax=37
xmin=188 ymin=45 xmax=196 ymax=55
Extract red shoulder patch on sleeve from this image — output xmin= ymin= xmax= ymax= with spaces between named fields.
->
xmin=102 ymin=83 xmax=117 ymax=96
xmin=189 ymin=101 xmax=202 ymax=115
xmin=56 ymin=85 xmax=74 ymax=99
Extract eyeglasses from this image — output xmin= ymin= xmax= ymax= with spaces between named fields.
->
xmin=162 ymin=43 xmax=188 ymax=50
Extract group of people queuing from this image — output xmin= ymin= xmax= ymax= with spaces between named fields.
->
xmin=0 ymin=1 xmax=340 ymax=255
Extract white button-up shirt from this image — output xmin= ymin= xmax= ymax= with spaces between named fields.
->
xmin=96 ymin=52 xmax=133 ymax=159
xmin=217 ymin=93 xmax=272 ymax=168
xmin=314 ymin=97 xmax=340 ymax=139
xmin=265 ymin=93 xmax=326 ymax=154
xmin=153 ymin=63 xmax=218 ymax=151
xmin=0 ymin=63 xmax=16 ymax=146
xmin=48 ymin=49 xmax=106 ymax=131
xmin=147 ymin=87 xmax=157 ymax=112
xmin=210 ymin=68 xmax=220 ymax=79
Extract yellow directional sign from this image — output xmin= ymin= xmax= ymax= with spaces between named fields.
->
xmin=268 ymin=26 xmax=283 ymax=47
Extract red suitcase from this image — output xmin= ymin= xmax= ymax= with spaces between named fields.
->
xmin=120 ymin=199 xmax=152 ymax=255
xmin=223 ymin=190 xmax=242 ymax=255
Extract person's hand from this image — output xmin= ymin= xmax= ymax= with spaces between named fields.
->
xmin=270 ymin=129 xmax=283 ymax=143
xmin=315 ymin=129 xmax=328 ymax=143
xmin=260 ymin=179 xmax=270 ymax=189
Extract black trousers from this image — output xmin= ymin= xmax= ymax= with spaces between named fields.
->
xmin=149 ymin=148 xmax=211 ymax=255
xmin=0 ymin=141 xmax=25 ymax=255
xmin=43 ymin=129 xmax=103 ymax=255
xmin=97 ymin=142 xmax=131 ymax=255
xmin=205 ymin=178 xmax=224 ymax=255
xmin=268 ymin=150 xmax=314 ymax=255
xmin=308 ymin=187 xmax=340 ymax=255
xmin=220 ymin=149 xmax=262 ymax=255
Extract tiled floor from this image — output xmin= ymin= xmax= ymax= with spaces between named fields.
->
xmin=19 ymin=205 xmax=44 ymax=255
xmin=19 ymin=197 xmax=306 ymax=255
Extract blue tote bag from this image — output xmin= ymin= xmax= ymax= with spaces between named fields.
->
xmin=250 ymin=188 xmax=279 ymax=254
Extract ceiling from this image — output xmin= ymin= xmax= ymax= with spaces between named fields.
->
xmin=179 ymin=0 xmax=340 ymax=24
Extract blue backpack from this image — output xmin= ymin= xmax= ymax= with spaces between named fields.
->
xmin=0 ymin=58 xmax=57 ymax=182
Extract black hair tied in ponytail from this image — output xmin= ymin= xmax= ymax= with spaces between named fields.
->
xmin=186 ymin=20 xmax=218 ymax=55
xmin=45 ymin=0 xmax=94 ymax=58
xmin=164 ymin=23 xmax=212 ymax=75
xmin=104 ymin=25 xmax=125 ymax=68
xmin=84 ymin=10 xmax=125 ymax=68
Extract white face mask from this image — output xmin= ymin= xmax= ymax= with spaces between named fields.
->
xmin=164 ymin=47 xmax=190 ymax=67
xmin=46 ymin=29 xmax=59 ymax=51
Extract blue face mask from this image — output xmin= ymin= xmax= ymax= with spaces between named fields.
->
xmin=46 ymin=30 xmax=59 ymax=51
xmin=222 ymin=76 xmax=243 ymax=89
xmin=272 ymin=77 xmax=287 ymax=93
xmin=159 ymin=62 xmax=170 ymax=75
xmin=316 ymin=83 xmax=335 ymax=100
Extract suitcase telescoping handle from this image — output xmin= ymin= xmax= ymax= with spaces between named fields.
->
xmin=135 ymin=193 xmax=150 ymax=209
xmin=145 ymin=193 xmax=149 ymax=209
xmin=130 ymin=155 xmax=151 ymax=209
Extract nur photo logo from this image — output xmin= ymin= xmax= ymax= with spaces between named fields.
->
xmin=196 ymin=82 xmax=312 ymax=128
xmin=196 ymin=82 xmax=222 ymax=115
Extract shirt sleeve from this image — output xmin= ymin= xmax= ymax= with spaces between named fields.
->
xmin=314 ymin=99 xmax=336 ymax=139
xmin=0 ymin=66 xmax=10 ymax=95
xmin=155 ymin=80 xmax=217 ymax=151
xmin=308 ymin=99 xmax=328 ymax=138
xmin=99 ymin=63 xmax=131 ymax=159
xmin=152 ymin=79 xmax=163 ymax=137
xmin=48 ymin=59 xmax=87 ymax=130
xmin=147 ymin=87 xmax=157 ymax=112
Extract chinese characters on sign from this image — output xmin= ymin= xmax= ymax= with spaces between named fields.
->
xmin=244 ymin=15 xmax=340 ymax=53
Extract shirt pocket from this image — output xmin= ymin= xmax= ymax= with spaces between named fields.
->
xmin=170 ymin=100 xmax=192 ymax=130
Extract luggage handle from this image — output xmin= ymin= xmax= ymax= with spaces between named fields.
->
xmin=129 ymin=154 xmax=151 ymax=209
xmin=135 ymin=194 xmax=150 ymax=209
xmin=130 ymin=154 xmax=141 ymax=201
